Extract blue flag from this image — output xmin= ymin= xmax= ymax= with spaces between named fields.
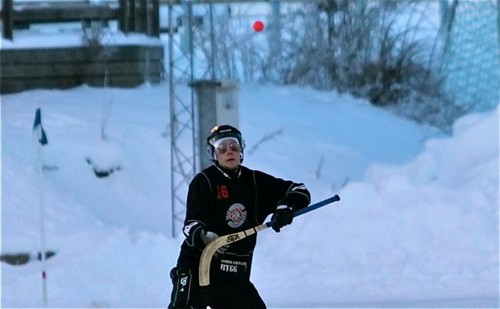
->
xmin=33 ymin=108 xmax=48 ymax=146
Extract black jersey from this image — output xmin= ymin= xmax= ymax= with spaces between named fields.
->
xmin=175 ymin=163 xmax=310 ymax=283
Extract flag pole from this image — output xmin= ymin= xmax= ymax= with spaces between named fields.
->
xmin=33 ymin=108 xmax=48 ymax=307
xmin=37 ymin=135 xmax=48 ymax=308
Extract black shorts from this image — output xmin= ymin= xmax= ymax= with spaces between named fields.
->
xmin=168 ymin=266 xmax=266 ymax=309
xmin=210 ymin=281 xmax=266 ymax=309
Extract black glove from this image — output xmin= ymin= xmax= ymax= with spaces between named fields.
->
xmin=271 ymin=202 xmax=294 ymax=232
xmin=202 ymin=231 xmax=228 ymax=256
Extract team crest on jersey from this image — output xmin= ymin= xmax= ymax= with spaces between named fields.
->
xmin=225 ymin=203 xmax=247 ymax=228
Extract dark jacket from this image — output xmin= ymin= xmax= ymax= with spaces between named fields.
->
xmin=175 ymin=163 xmax=311 ymax=283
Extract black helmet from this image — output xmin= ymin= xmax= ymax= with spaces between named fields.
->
xmin=206 ymin=124 xmax=245 ymax=162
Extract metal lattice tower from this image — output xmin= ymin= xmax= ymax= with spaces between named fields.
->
xmin=166 ymin=0 xmax=197 ymax=238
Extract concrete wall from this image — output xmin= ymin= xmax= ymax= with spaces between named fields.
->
xmin=0 ymin=44 xmax=164 ymax=93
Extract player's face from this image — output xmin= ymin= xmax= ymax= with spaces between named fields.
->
xmin=216 ymin=141 xmax=241 ymax=170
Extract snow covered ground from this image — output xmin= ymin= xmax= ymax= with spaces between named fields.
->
xmin=1 ymin=83 xmax=498 ymax=308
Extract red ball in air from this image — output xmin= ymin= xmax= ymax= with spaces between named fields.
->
xmin=253 ymin=20 xmax=265 ymax=32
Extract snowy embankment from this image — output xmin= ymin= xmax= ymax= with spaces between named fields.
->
xmin=1 ymin=84 xmax=498 ymax=308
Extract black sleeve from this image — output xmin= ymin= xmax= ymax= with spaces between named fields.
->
xmin=254 ymin=170 xmax=311 ymax=221
xmin=185 ymin=172 xmax=214 ymax=224
xmin=282 ymin=182 xmax=310 ymax=211
xmin=182 ymin=172 xmax=214 ymax=249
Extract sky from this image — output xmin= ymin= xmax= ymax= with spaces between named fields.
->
xmin=1 ymin=81 xmax=499 ymax=308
